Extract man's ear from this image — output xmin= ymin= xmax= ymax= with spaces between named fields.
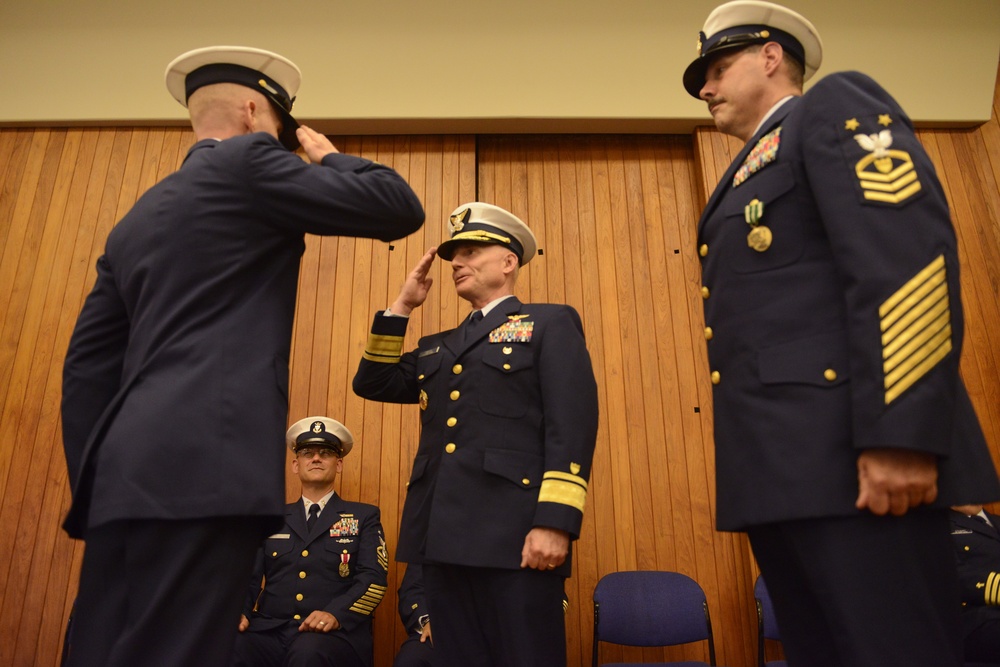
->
xmin=242 ymin=99 xmax=258 ymax=132
xmin=761 ymin=42 xmax=785 ymax=77
xmin=503 ymin=251 xmax=519 ymax=274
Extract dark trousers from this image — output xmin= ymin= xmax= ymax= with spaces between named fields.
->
xmin=392 ymin=635 xmax=436 ymax=667
xmin=422 ymin=564 xmax=566 ymax=667
xmin=964 ymin=609 xmax=1000 ymax=663
xmin=231 ymin=623 xmax=366 ymax=667
xmin=748 ymin=508 xmax=962 ymax=667
xmin=65 ymin=516 xmax=268 ymax=667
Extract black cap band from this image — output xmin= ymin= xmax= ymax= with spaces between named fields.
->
xmin=437 ymin=222 xmax=525 ymax=262
xmin=683 ymin=24 xmax=805 ymax=98
xmin=185 ymin=63 xmax=300 ymax=151
xmin=703 ymin=25 xmax=804 ymax=67
xmin=185 ymin=63 xmax=293 ymax=109
xmin=295 ymin=431 xmax=342 ymax=451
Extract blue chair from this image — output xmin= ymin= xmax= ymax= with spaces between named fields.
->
xmin=754 ymin=575 xmax=787 ymax=667
xmin=592 ymin=570 xmax=718 ymax=666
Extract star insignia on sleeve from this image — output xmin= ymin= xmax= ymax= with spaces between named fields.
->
xmin=844 ymin=118 xmax=860 ymax=131
xmin=878 ymin=114 xmax=893 ymax=126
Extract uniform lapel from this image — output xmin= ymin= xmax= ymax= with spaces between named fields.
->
xmin=310 ymin=493 xmax=344 ymax=541
xmin=288 ymin=500 xmax=309 ymax=541
xmin=954 ymin=512 xmax=1000 ymax=541
xmin=698 ymin=97 xmax=799 ymax=236
xmin=443 ymin=297 xmax=523 ymax=357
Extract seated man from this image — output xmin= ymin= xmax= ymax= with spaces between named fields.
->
xmin=950 ymin=504 xmax=1000 ymax=663
xmin=233 ymin=417 xmax=389 ymax=667
xmin=393 ymin=563 xmax=436 ymax=667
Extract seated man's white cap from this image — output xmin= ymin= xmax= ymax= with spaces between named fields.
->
xmin=286 ymin=417 xmax=354 ymax=457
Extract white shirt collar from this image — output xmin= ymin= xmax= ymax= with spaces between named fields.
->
xmin=303 ymin=490 xmax=336 ymax=519
xmin=476 ymin=294 xmax=516 ymax=319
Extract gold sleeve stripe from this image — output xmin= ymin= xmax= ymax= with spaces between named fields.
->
xmin=543 ymin=470 xmax=589 ymax=490
xmin=882 ymin=287 xmax=948 ymax=359
xmin=986 ymin=572 xmax=1000 ymax=606
xmin=538 ymin=472 xmax=588 ymax=514
xmin=362 ymin=333 xmax=405 ymax=363
xmin=879 ymin=255 xmax=953 ymax=405
xmin=349 ymin=584 xmax=388 ymax=615
xmin=879 ymin=255 xmax=945 ymax=318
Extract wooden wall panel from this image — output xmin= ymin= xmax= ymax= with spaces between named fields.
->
xmin=1 ymin=60 xmax=999 ymax=666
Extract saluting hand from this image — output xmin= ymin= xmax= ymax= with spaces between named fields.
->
xmin=296 ymin=125 xmax=340 ymax=164
xmin=855 ymin=448 xmax=938 ymax=516
xmin=390 ymin=247 xmax=438 ymax=316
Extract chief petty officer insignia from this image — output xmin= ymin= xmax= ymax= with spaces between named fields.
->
xmin=845 ymin=114 xmax=923 ymax=205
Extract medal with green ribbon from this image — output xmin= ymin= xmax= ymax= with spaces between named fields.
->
xmin=744 ymin=198 xmax=772 ymax=252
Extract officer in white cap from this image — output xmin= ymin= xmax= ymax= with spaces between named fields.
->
xmin=60 ymin=46 xmax=422 ymax=667
xmin=683 ymin=3 xmax=1000 ymax=666
xmin=233 ymin=417 xmax=388 ymax=667
xmin=353 ymin=203 xmax=598 ymax=667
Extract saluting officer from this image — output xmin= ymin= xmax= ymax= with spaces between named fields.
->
xmin=683 ymin=2 xmax=1000 ymax=665
xmin=353 ymin=202 xmax=599 ymax=667
xmin=61 ymin=45 xmax=423 ymax=667
xmin=233 ymin=417 xmax=389 ymax=667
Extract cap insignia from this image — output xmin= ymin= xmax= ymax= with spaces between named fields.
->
xmin=844 ymin=118 xmax=860 ymax=131
xmin=312 ymin=421 xmax=325 ymax=434
xmin=878 ymin=114 xmax=893 ymax=127
xmin=449 ymin=208 xmax=471 ymax=233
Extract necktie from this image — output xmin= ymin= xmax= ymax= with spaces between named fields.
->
xmin=307 ymin=503 xmax=321 ymax=531
xmin=463 ymin=310 xmax=484 ymax=342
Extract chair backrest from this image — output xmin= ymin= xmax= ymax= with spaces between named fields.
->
xmin=754 ymin=574 xmax=786 ymax=667
xmin=593 ymin=570 xmax=716 ymax=665
xmin=754 ymin=574 xmax=781 ymax=641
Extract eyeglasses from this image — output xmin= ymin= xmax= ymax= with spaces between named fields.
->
xmin=295 ymin=447 xmax=339 ymax=460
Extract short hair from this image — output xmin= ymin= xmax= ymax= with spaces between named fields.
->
xmin=745 ymin=42 xmax=804 ymax=88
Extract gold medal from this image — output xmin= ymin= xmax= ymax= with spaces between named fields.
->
xmin=419 ymin=389 xmax=428 ymax=411
xmin=339 ymin=553 xmax=351 ymax=578
xmin=747 ymin=225 xmax=773 ymax=252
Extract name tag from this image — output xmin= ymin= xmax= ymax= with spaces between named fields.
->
xmin=268 ymin=533 xmax=291 ymax=539
xmin=418 ymin=346 xmax=440 ymax=358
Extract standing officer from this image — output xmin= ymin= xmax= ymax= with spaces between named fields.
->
xmin=392 ymin=563 xmax=436 ymax=667
xmin=61 ymin=46 xmax=423 ymax=667
xmin=950 ymin=505 xmax=1000 ymax=662
xmin=352 ymin=202 xmax=599 ymax=667
xmin=233 ymin=417 xmax=388 ymax=667
xmin=682 ymin=2 xmax=1000 ymax=665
